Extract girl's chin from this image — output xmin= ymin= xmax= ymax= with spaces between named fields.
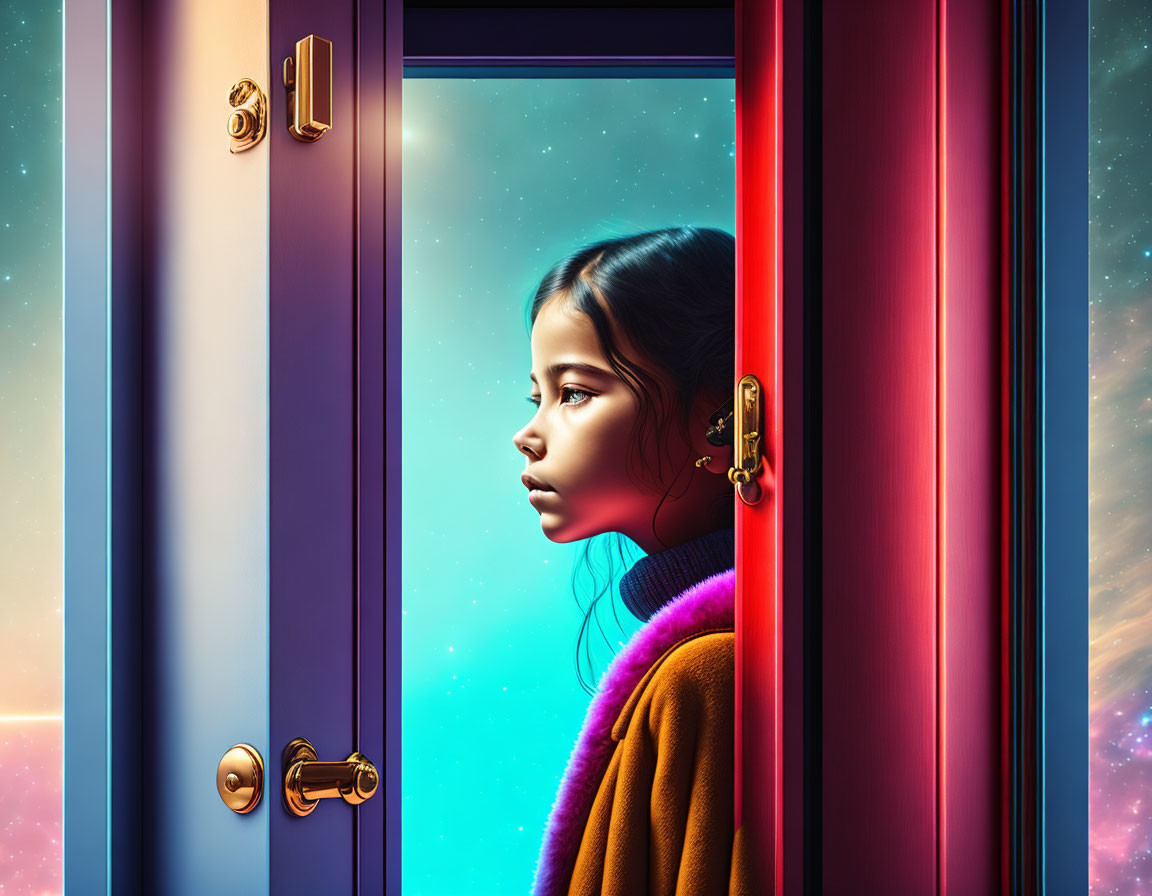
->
xmin=537 ymin=510 xmax=587 ymax=543
xmin=539 ymin=513 xmax=617 ymax=545
xmin=539 ymin=516 xmax=579 ymax=543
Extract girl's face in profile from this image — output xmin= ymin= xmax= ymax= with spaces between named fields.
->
xmin=513 ymin=297 xmax=674 ymax=552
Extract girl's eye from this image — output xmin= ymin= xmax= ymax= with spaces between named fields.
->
xmin=561 ymin=387 xmax=592 ymax=406
xmin=524 ymin=388 xmax=593 ymax=409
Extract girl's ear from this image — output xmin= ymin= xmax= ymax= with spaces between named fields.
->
xmin=688 ymin=390 xmax=735 ymax=477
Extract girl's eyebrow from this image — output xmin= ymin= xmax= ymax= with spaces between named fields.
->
xmin=528 ymin=362 xmax=613 ymax=384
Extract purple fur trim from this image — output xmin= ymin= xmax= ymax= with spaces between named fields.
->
xmin=531 ymin=568 xmax=736 ymax=896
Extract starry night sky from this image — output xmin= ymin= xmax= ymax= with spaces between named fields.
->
xmin=0 ymin=0 xmax=63 ymax=893
xmin=1088 ymin=3 xmax=1152 ymax=894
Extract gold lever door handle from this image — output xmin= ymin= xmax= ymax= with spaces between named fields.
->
xmin=282 ymin=35 xmax=333 ymax=142
xmin=282 ymin=737 xmax=378 ymax=817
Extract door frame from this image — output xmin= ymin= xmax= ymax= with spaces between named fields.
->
xmin=385 ymin=3 xmax=790 ymax=893
xmin=384 ymin=3 xmax=746 ymax=889
xmin=63 ymin=0 xmax=1088 ymax=892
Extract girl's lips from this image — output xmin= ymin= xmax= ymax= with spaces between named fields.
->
xmin=521 ymin=472 xmax=554 ymax=492
xmin=527 ymin=488 xmax=557 ymax=508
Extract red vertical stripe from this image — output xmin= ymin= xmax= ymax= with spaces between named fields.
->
xmin=736 ymin=0 xmax=781 ymax=891
xmin=773 ymin=0 xmax=784 ymax=889
xmin=937 ymin=0 xmax=948 ymax=891
xmin=943 ymin=0 xmax=1004 ymax=889
xmin=1001 ymin=0 xmax=1014 ymax=886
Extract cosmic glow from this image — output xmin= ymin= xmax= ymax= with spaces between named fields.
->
xmin=0 ymin=2 xmax=65 ymax=894
xmin=1089 ymin=1 xmax=1152 ymax=893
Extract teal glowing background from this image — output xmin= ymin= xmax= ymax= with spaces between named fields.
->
xmin=401 ymin=76 xmax=735 ymax=894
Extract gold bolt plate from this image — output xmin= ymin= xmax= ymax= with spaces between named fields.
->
xmin=217 ymin=743 xmax=264 ymax=814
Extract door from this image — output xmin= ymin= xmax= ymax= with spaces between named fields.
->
xmin=141 ymin=0 xmax=382 ymax=892
xmin=817 ymin=0 xmax=1002 ymax=891
xmin=268 ymin=0 xmax=382 ymax=890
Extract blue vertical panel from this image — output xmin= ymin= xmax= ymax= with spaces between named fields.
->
xmin=63 ymin=0 xmax=109 ymax=889
xmin=64 ymin=0 xmax=145 ymax=888
xmin=1040 ymin=0 xmax=1088 ymax=892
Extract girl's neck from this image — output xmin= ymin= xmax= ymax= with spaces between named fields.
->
xmin=619 ymin=527 xmax=735 ymax=622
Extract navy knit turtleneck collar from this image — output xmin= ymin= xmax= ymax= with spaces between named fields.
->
xmin=619 ymin=527 xmax=735 ymax=622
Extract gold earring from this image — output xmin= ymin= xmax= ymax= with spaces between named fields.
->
xmin=694 ymin=455 xmax=712 ymax=468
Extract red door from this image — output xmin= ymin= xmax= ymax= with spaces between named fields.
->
xmin=737 ymin=0 xmax=1003 ymax=892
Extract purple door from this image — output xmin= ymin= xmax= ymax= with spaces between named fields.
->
xmin=268 ymin=0 xmax=383 ymax=891
xmin=145 ymin=0 xmax=381 ymax=890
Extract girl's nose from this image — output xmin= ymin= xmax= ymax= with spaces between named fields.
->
xmin=513 ymin=426 xmax=543 ymax=459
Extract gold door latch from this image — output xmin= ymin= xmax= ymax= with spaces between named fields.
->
xmin=283 ymin=35 xmax=332 ymax=142
xmin=727 ymin=374 xmax=767 ymax=506
xmin=282 ymin=737 xmax=378 ymax=817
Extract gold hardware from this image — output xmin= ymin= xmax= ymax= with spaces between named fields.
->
xmin=695 ymin=455 xmax=712 ymax=468
xmin=727 ymin=374 xmax=766 ymax=506
xmin=282 ymin=35 xmax=333 ymax=142
xmin=216 ymin=744 xmax=264 ymax=814
xmin=227 ymin=79 xmax=267 ymax=153
xmin=282 ymin=737 xmax=378 ymax=817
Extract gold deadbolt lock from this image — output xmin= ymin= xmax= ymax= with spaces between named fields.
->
xmin=216 ymin=743 xmax=264 ymax=814
xmin=283 ymin=35 xmax=333 ymax=142
xmin=282 ymin=738 xmax=378 ymax=817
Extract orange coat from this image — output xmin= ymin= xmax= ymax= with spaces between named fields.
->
xmin=533 ymin=570 xmax=749 ymax=896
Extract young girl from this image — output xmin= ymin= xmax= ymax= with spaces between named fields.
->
xmin=513 ymin=227 xmax=751 ymax=895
